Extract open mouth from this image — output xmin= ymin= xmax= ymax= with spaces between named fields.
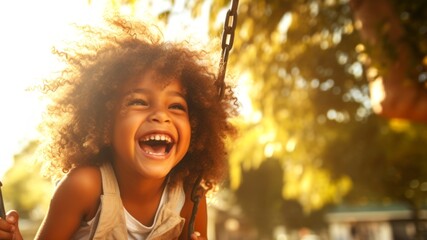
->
xmin=139 ymin=133 xmax=174 ymax=156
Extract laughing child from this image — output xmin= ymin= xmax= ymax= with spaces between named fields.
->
xmin=0 ymin=15 xmax=237 ymax=240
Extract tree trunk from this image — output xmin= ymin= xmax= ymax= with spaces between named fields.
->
xmin=350 ymin=0 xmax=427 ymax=122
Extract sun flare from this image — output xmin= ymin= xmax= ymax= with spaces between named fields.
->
xmin=0 ymin=0 xmax=118 ymax=178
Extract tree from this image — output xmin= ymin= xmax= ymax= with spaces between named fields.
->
xmin=236 ymin=158 xmax=329 ymax=238
xmin=2 ymin=141 xmax=52 ymax=220
xmin=213 ymin=0 xmax=365 ymax=211
xmin=350 ymin=0 xmax=427 ymax=122
xmin=236 ymin=158 xmax=284 ymax=238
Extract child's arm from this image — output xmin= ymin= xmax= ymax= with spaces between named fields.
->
xmin=180 ymin=191 xmax=208 ymax=240
xmin=0 ymin=211 xmax=23 ymax=240
xmin=35 ymin=166 xmax=102 ymax=240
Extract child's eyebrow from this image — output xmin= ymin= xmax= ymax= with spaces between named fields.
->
xmin=124 ymin=88 xmax=186 ymax=99
xmin=124 ymin=88 xmax=149 ymax=95
xmin=167 ymin=91 xmax=187 ymax=99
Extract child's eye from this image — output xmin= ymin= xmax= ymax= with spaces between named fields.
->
xmin=169 ymin=103 xmax=187 ymax=112
xmin=127 ymin=99 xmax=148 ymax=106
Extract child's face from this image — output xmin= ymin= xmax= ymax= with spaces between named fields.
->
xmin=111 ymin=71 xmax=191 ymax=180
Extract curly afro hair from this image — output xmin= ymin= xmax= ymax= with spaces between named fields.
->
xmin=37 ymin=16 xmax=238 ymax=191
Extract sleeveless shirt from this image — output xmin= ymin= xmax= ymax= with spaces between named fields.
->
xmin=71 ymin=163 xmax=186 ymax=240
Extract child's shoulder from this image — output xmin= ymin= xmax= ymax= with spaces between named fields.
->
xmin=62 ymin=165 xmax=102 ymax=191
xmin=54 ymin=165 xmax=102 ymax=216
xmin=35 ymin=165 xmax=103 ymax=237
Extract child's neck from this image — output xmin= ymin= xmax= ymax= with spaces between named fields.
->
xmin=114 ymin=168 xmax=167 ymax=200
xmin=112 ymin=164 xmax=168 ymax=226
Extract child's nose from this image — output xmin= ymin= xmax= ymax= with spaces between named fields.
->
xmin=149 ymin=109 xmax=171 ymax=123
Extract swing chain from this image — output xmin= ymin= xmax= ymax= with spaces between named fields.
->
xmin=216 ymin=0 xmax=239 ymax=98
xmin=0 ymin=181 xmax=6 ymax=219
xmin=188 ymin=175 xmax=204 ymax=238
xmin=188 ymin=1 xmax=239 ymax=239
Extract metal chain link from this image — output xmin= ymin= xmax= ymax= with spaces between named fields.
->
xmin=216 ymin=0 xmax=239 ymax=98
xmin=0 ymin=181 xmax=6 ymax=219
xmin=188 ymin=0 xmax=239 ymax=239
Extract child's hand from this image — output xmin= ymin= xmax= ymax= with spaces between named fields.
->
xmin=0 ymin=211 xmax=23 ymax=240
xmin=190 ymin=231 xmax=206 ymax=240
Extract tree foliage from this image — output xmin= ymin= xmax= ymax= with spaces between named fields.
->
xmin=135 ymin=0 xmax=427 ymax=213
xmin=213 ymin=0 xmax=365 ymax=211
xmin=3 ymin=141 xmax=52 ymax=220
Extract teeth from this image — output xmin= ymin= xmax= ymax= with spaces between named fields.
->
xmin=142 ymin=134 xmax=172 ymax=143
xmin=143 ymin=151 xmax=166 ymax=156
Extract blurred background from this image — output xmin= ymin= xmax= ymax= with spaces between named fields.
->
xmin=1 ymin=0 xmax=427 ymax=239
